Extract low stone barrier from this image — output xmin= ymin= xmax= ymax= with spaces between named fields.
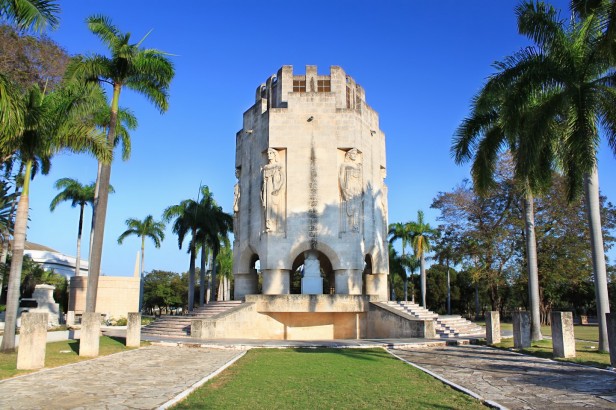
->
xmin=79 ymin=312 xmax=101 ymax=357
xmin=126 ymin=312 xmax=141 ymax=348
xmin=16 ymin=312 xmax=48 ymax=370
xmin=551 ymin=311 xmax=575 ymax=358
xmin=486 ymin=311 xmax=501 ymax=345
xmin=512 ymin=311 xmax=531 ymax=349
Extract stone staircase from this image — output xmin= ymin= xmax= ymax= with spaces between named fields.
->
xmin=141 ymin=301 xmax=243 ymax=338
xmin=385 ymin=301 xmax=484 ymax=339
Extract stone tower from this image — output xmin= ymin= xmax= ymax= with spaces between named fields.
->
xmin=233 ymin=65 xmax=388 ymax=300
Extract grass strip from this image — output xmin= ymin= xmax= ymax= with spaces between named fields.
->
xmin=174 ymin=348 xmax=487 ymax=409
xmin=0 ymin=336 xmax=145 ymax=380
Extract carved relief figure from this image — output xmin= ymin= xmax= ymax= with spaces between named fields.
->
xmin=233 ymin=168 xmax=240 ymax=236
xmin=261 ymin=148 xmax=285 ymax=233
xmin=339 ymin=148 xmax=362 ymax=232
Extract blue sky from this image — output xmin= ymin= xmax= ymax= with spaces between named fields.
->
xmin=24 ymin=0 xmax=615 ymax=276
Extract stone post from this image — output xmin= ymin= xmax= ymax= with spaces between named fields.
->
xmin=334 ymin=269 xmax=362 ymax=295
xmin=79 ymin=312 xmax=101 ymax=357
xmin=16 ymin=312 xmax=48 ymax=370
xmin=486 ymin=311 xmax=501 ymax=345
xmin=262 ymin=269 xmax=290 ymax=294
xmin=66 ymin=311 xmax=75 ymax=326
xmin=551 ymin=311 xmax=576 ymax=358
xmin=126 ymin=312 xmax=141 ymax=348
xmin=607 ymin=313 xmax=616 ymax=366
xmin=512 ymin=311 xmax=531 ymax=349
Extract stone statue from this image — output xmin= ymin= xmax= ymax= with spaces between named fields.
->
xmin=261 ymin=148 xmax=285 ymax=233
xmin=339 ymin=148 xmax=362 ymax=232
xmin=233 ymin=168 xmax=240 ymax=235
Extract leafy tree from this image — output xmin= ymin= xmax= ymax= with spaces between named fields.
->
xmin=409 ymin=210 xmax=437 ymax=308
xmin=142 ymin=269 xmax=182 ymax=315
xmin=118 ymin=215 xmax=165 ymax=310
xmin=66 ymin=15 xmax=174 ymax=313
xmin=0 ymin=82 xmax=111 ymax=352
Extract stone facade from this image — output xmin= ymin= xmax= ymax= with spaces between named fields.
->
xmin=69 ymin=275 xmax=139 ymax=320
xmin=233 ymin=66 xmax=388 ymax=300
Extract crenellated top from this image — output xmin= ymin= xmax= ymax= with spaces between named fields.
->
xmin=254 ymin=65 xmax=366 ymax=111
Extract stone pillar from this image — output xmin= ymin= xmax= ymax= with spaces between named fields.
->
xmin=551 ymin=311 xmax=575 ymax=358
xmin=486 ymin=311 xmax=501 ymax=345
xmin=126 ymin=312 xmax=141 ymax=348
xmin=262 ymin=269 xmax=290 ymax=294
xmin=334 ymin=269 xmax=362 ymax=295
xmin=233 ymin=273 xmax=258 ymax=300
xmin=607 ymin=313 xmax=616 ymax=366
xmin=16 ymin=312 xmax=48 ymax=370
xmin=66 ymin=311 xmax=75 ymax=326
xmin=364 ymin=273 xmax=388 ymax=300
xmin=512 ymin=311 xmax=531 ymax=349
xmin=79 ymin=312 xmax=101 ymax=357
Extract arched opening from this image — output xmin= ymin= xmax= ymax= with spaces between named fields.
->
xmin=290 ymin=251 xmax=334 ymax=295
xmin=362 ymin=254 xmax=373 ymax=295
xmin=250 ymin=254 xmax=262 ymax=294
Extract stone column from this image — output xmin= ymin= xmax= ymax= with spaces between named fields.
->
xmin=79 ymin=312 xmax=101 ymax=357
xmin=364 ymin=273 xmax=388 ymax=300
xmin=512 ymin=311 xmax=531 ymax=349
xmin=16 ymin=312 xmax=48 ymax=370
xmin=551 ymin=311 xmax=575 ymax=358
xmin=607 ymin=313 xmax=616 ymax=366
xmin=334 ymin=269 xmax=362 ymax=295
xmin=66 ymin=311 xmax=75 ymax=326
xmin=261 ymin=269 xmax=290 ymax=294
xmin=486 ymin=311 xmax=501 ymax=345
xmin=126 ymin=312 xmax=141 ymax=348
xmin=234 ymin=273 xmax=258 ymax=300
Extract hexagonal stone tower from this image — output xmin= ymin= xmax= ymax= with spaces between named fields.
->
xmin=233 ymin=65 xmax=388 ymax=300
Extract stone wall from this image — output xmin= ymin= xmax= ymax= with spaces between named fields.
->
xmin=69 ymin=276 xmax=139 ymax=319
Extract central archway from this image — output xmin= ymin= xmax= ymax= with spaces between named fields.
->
xmin=290 ymin=251 xmax=334 ymax=294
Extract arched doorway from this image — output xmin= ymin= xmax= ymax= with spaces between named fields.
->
xmin=250 ymin=254 xmax=262 ymax=294
xmin=290 ymin=251 xmax=334 ymax=294
xmin=362 ymin=254 xmax=373 ymax=295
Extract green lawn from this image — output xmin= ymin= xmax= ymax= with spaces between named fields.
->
xmin=493 ymin=338 xmax=610 ymax=369
xmin=174 ymin=348 xmax=487 ymax=410
xmin=0 ymin=336 xmax=144 ymax=380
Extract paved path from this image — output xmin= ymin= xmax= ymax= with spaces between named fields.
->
xmin=0 ymin=345 xmax=243 ymax=410
xmin=390 ymin=345 xmax=616 ymax=409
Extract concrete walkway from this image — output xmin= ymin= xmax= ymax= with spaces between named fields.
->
xmin=0 ymin=345 xmax=244 ymax=410
xmin=390 ymin=344 xmax=616 ymax=409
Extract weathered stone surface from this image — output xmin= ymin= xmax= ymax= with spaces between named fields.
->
xmin=79 ymin=312 xmax=101 ymax=357
xmin=512 ymin=311 xmax=531 ymax=349
xmin=551 ymin=311 xmax=575 ymax=358
xmin=16 ymin=312 xmax=48 ymax=370
xmin=126 ymin=312 xmax=141 ymax=348
xmin=485 ymin=311 xmax=501 ymax=345
xmin=608 ymin=313 xmax=616 ymax=366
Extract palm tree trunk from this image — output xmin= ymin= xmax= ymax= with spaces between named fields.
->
xmin=89 ymin=160 xmax=102 ymax=261
xmin=446 ymin=260 xmax=451 ymax=315
xmin=140 ymin=236 xmax=145 ymax=311
xmin=420 ymin=254 xmax=426 ymax=307
xmin=188 ymin=241 xmax=196 ymax=312
xmin=584 ymin=167 xmax=610 ymax=352
xmin=523 ymin=192 xmax=543 ymax=341
xmin=199 ymin=244 xmax=206 ymax=306
xmin=404 ymin=275 xmax=408 ymax=302
xmin=209 ymin=248 xmax=218 ymax=303
xmin=390 ymin=278 xmax=395 ymax=301
xmin=0 ymin=160 xmax=31 ymax=352
xmin=474 ymin=282 xmax=480 ymax=320
xmin=75 ymin=203 xmax=84 ymax=277
xmin=87 ymin=84 xmax=121 ymax=313
xmin=0 ymin=166 xmax=22 ymax=301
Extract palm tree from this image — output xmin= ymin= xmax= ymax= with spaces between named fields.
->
xmin=0 ymin=0 xmax=59 ymax=32
xmin=409 ymin=210 xmax=437 ymax=308
xmin=467 ymin=1 xmax=615 ymax=351
xmin=0 ymin=83 xmax=111 ymax=352
xmin=117 ymin=215 xmax=165 ymax=311
xmin=50 ymin=178 xmax=95 ymax=276
xmin=402 ymin=256 xmax=420 ymax=304
xmin=66 ymin=15 xmax=174 ymax=313
xmin=388 ymin=222 xmax=413 ymax=301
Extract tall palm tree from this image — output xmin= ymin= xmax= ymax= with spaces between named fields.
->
xmin=401 ymin=255 xmax=420 ymax=304
xmin=409 ymin=210 xmax=437 ymax=308
xmin=468 ymin=1 xmax=615 ymax=351
xmin=50 ymin=178 xmax=96 ymax=277
xmin=66 ymin=15 xmax=174 ymax=313
xmin=388 ymin=222 xmax=413 ymax=301
xmin=0 ymin=0 xmax=59 ymax=32
xmin=117 ymin=215 xmax=165 ymax=311
xmin=0 ymin=83 xmax=111 ymax=352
